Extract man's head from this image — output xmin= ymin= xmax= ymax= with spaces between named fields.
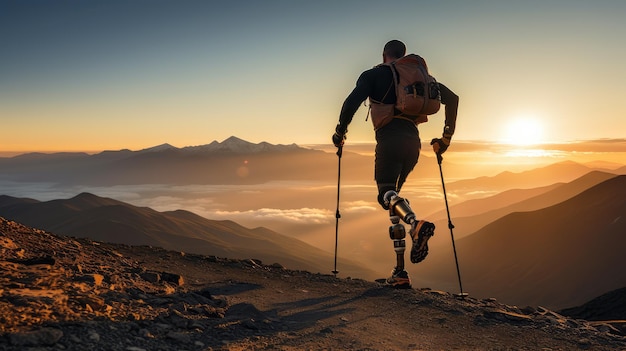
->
xmin=383 ymin=40 xmax=406 ymax=62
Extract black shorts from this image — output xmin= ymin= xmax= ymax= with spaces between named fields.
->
xmin=374 ymin=119 xmax=421 ymax=208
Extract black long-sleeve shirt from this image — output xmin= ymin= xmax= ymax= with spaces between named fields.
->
xmin=338 ymin=64 xmax=458 ymax=137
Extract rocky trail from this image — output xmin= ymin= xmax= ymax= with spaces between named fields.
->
xmin=1 ymin=217 xmax=625 ymax=350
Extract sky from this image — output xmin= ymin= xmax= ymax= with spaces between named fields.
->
xmin=2 ymin=0 xmax=626 ymax=153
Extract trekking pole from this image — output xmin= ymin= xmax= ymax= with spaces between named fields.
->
xmin=332 ymin=144 xmax=343 ymax=277
xmin=437 ymin=154 xmax=468 ymax=298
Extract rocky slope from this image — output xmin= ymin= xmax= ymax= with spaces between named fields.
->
xmin=1 ymin=217 xmax=625 ymax=351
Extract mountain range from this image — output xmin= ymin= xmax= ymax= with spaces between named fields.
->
xmin=7 ymin=137 xmax=615 ymax=190
xmin=0 ymin=136 xmax=373 ymax=185
xmin=2 ymin=173 xmax=624 ymax=311
xmin=429 ymin=170 xmax=619 ymax=238
xmin=1 ymin=137 xmax=625 ymax=312
xmin=416 ymin=175 xmax=626 ymax=310
xmin=444 ymin=160 xmax=620 ymax=197
xmin=0 ymin=192 xmax=370 ymax=278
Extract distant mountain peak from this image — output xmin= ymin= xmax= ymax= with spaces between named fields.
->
xmin=183 ymin=136 xmax=301 ymax=154
xmin=222 ymin=136 xmax=248 ymax=144
xmin=139 ymin=143 xmax=178 ymax=153
xmin=66 ymin=192 xmax=121 ymax=209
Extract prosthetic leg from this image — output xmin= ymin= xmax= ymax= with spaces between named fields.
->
xmin=387 ymin=214 xmax=410 ymax=287
xmin=383 ymin=190 xmax=436 ymax=288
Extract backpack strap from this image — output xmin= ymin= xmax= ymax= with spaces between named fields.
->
xmin=366 ymin=65 xmax=395 ymax=122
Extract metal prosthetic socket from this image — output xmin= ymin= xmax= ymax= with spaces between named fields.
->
xmin=386 ymin=192 xmax=416 ymax=225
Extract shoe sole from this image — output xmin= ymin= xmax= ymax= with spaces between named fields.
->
xmin=410 ymin=221 xmax=435 ymax=264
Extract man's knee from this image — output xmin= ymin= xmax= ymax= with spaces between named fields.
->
xmin=377 ymin=187 xmax=396 ymax=209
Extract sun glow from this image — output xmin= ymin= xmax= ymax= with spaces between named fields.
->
xmin=501 ymin=116 xmax=545 ymax=146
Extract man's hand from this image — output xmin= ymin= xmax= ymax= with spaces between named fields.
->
xmin=332 ymin=125 xmax=346 ymax=148
xmin=332 ymin=132 xmax=345 ymax=148
xmin=430 ymin=137 xmax=450 ymax=155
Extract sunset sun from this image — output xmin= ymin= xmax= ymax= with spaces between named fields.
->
xmin=501 ymin=116 xmax=545 ymax=146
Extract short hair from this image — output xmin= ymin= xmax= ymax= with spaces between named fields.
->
xmin=383 ymin=40 xmax=406 ymax=59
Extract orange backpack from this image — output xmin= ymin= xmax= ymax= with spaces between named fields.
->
xmin=389 ymin=54 xmax=441 ymax=118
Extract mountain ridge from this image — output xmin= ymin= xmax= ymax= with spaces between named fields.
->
xmin=0 ymin=192 xmax=370 ymax=278
xmin=446 ymin=160 xmax=599 ymax=193
xmin=429 ymin=170 xmax=619 ymax=238
xmin=0 ymin=137 xmax=373 ymax=185
xmin=2 ymin=137 xmax=304 ymax=159
xmin=430 ymin=175 xmax=626 ymax=309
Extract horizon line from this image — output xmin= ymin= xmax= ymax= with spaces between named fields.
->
xmin=2 ymin=138 xmax=626 ymax=157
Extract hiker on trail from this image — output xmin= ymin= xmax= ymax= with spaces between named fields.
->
xmin=332 ymin=40 xmax=459 ymax=288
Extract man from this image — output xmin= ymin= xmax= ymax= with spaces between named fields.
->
xmin=332 ymin=40 xmax=458 ymax=288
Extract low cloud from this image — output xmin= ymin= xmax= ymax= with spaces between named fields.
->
xmin=214 ymin=207 xmax=333 ymax=224
xmin=343 ymin=201 xmax=378 ymax=213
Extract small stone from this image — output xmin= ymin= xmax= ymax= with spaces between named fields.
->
xmin=76 ymin=273 xmax=104 ymax=286
xmin=77 ymin=295 xmax=105 ymax=311
xmin=140 ymin=272 xmax=161 ymax=283
xmin=88 ymin=330 xmax=100 ymax=342
xmin=137 ymin=329 xmax=153 ymax=338
xmin=0 ymin=237 xmax=18 ymax=249
xmin=9 ymin=327 xmax=63 ymax=346
xmin=242 ymin=319 xmax=258 ymax=330
xmin=319 ymin=327 xmax=333 ymax=334
xmin=128 ymin=312 xmax=142 ymax=321
xmin=166 ymin=331 xmax=191 ymax=343
xmin=161 ymin=272 xmax=184 ymax=286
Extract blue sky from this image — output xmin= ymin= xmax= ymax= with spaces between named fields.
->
xmin=2 ymin=0 xmax=626 ymax=152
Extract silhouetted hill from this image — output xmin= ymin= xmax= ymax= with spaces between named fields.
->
xmin=447 ymin=161 xmax=595 ymax=194
xmin=418 ymin=175 xmax=626 ymax=310
xmin=560 ymin=287 xmax=626 ymax=322
xmin=427 ymin=183 xmax=560 ymax=220
xmin=0 ymin=193 xmax=370 ymax=278
xmin=0 ymin=137 xmax=373 ymax=185
xmin=430 ymin=171 xmax=618 ymax=238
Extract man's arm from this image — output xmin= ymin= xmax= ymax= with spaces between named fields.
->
xmin=438 ymin=83 xmax=459 ymax=137
xmin=336 ymin=73 xmax=371 ymax=134
xmin=430 ymin=83 xmax=459 ymax=156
